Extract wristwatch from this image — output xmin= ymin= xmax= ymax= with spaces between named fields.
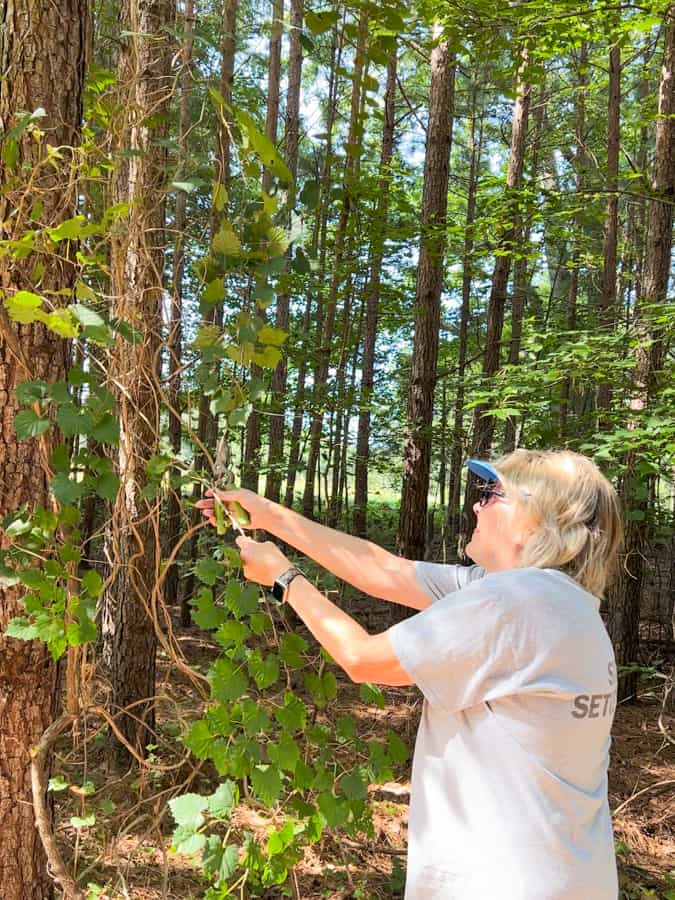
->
xmin=272 ymin=566 xmax=304 ymax=602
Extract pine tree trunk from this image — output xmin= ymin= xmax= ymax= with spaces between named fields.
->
xmin=353 ymin=50 xmax=397 ymax=537
xmin=102 ymin=0 xmax=172 ymax=767
xmin=266 ymin=0 xmax=303 ymax=503
xmin=460 ymin=50 xmax=530 ymax=552
xmin=0 ymin=1 xmax=86 ymax=893
xmin=447 ymin=81 xmax=483 ymax=549
xmin=597 ymin=39 xmax=621 ymax=421
xmin=560 ymin=43 xmax=588 ymax=437
xmin=610 ymin=5 xmax=674 ymax=700
xmin=166 ymin=0 xmax=194 ymax=612
xmin=398 ymin=28 xmax=455 ymax=560
xmin=302 ymin=10 xmax=367 ymax=519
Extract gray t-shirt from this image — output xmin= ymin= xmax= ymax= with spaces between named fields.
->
xmin=389 ymin=563 xmax=618 ymax=900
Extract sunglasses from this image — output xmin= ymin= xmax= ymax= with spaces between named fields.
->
xmin=477 ymin=483 xmax=507 ymax=506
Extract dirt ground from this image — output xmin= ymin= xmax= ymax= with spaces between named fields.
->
xmin=53 ymin=617 xmax=675 ymax=900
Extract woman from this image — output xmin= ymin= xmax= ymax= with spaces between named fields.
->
xmin=196 ymin=449 xmax=623 ymax=899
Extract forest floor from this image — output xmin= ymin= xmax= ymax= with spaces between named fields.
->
xmin=53 ymin=604 xmax=675 ymax=900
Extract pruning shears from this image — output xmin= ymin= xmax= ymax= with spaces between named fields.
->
xmin=212 ymin=435 xmax=251 ymax=536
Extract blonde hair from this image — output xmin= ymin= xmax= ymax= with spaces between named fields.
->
xmin=494 ymin=449 xmax=623 ymax=597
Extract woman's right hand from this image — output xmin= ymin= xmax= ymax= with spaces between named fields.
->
xmin=195 ymin=487 xmax=273 ymax=531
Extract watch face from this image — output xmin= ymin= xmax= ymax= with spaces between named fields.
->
xmin=272 ymin=580 xmax=285 ymax=602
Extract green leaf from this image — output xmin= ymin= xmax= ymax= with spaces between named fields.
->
xmin=48 ymin=216 xmax=86 ymax=242
xmin=48 ymin=775 xmax=70 ymax=792
xmin=386 ymin=730 xmax=409 ymax=764
xmin=247 ymin=650 xmax=279 ymax=689
xmin=215 ymin=618 xmax=250 ymax=648
xmin=279 ymin=633 xmax=308 ymax=669
xmin=251 ymin=346 xmax=282 ymax=368
xmin=250 ymin=765 xmax=282 ymax=806
xmin=207 ymin=780 xmax=238 ymax=818
xmin=191 ymin=588 xmax=226 ymax=629
xmin=225 ymin=581 xmax=259 ymax=617
xmin=359 ymin=682 xmax=385 ymax=709
xmin=70 ymin=303 xmax=106 ymax=329
xmin=194 ymin=558 xmax=222 ymax=587
xmin=70 ymin=815 xmax=96 ymax=829
xmin=266 ymin=820 xmax=295 ymax=856
xmin=82 ymin=570 xmax=103 ymax=598
xmin=56 ymin=403 xmax=94 ymax=437
xmin=168 ymin=793 xmax=207 ymax=829
xmin=14 ymin=408 xmax=50 ymax=439
xmin=5 ymin=617 xmax=39 ymax=641
xmin=91 ymin=414 xmax=119 ymax=445
xmin=305 ymin=10 xmax=339 ymax=35
xmin=94 ymin=471 xmax=119 ymax=501
xmin=5 ymin=290 xmax=43 ymax=324
xmin=39 ymin=309 xmax=80 ymax=339
xmin=212 ymin=222 xmax=241 ymax=256
xmin=235 ymin=109 xmax=293 ymax=184
xmin=212 ymin=181 xmax=228 ymax=212
xmin=184 ymin=720 xmax=214 ymax=759
xmin=15 ymin=380 xmax=49 ymax=404
xmin=50 ymin=472 xmax=85 ymax=504
xmin=208 ymin=658 xmax=248 ymax=702
xmin=317 ymin=792 xmax=348 ymax=828
xmin=268 ymin=732 xmax=300 ymax=773
xmin=175 ymin=832 xmax=207 ymax=856
xmin=203 ymin=277 xmax=225 ymax=304
xmin=340 ymin=767 xmax=369 ymax=801
xmin=171 ymin=179 xmax=204 ymax=194
xmin=274 ymin=692 xmax=307 ymax=733
xmin=257 ymin=325 xmax=288 ymax=347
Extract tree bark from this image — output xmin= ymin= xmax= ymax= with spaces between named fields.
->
xmin=266 ymin=0 xmax=303 ymax=504
xmin=447 ymin=80 xmax=483 ymax=547
xmin=460 ymin=50 xmax=530 ymax=553
xmin=398 ymin=27 xmax=455 ymax=560
xmin=0 ymin=0 xmax=86 ymax=894
xmin=302 ymin=10 xmax=368 ymax=519
xmin=166 ymin=0 xmax=194 ymax=614
xmin=102 ymin=0 xmax=172 ymax=767
xmin=597 ymin=38 xmax=621 ymax=422
xmin=610 ymin=5 xmax=675 ymax=700
xmin=353 ymin=49 xmax=397 ymax=537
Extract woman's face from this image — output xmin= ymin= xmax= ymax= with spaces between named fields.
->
xmin=465 ymin=483 xmax=539 ymax=572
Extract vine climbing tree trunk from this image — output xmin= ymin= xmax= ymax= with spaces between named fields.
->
xmin=0 ymin=0 xmax=87 ymax=894
xmin=398 ymin=28 xmax=455 ymax=560
xmin=102 ymin=0 xmax=172 ymax=767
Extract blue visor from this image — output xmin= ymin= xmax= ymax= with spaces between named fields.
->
xmin=466 ymin=458 xmax=500 ymax=483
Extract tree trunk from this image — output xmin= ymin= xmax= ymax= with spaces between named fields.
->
xmin=460 ymin=50 xmax=530 ymax=553
xmin=560 ymin=43 xmax=589 ymax=437
xmin=447 ymin=81 xmax=483 ymax=549
xmin=0 ymin=0 xmax=86 ymax=894
xmin=610 ymin=5 xmax=674 ymax=700
xmin=504 ymin=81 xmax=546 ymax=452
xmin=102 ymin=0 xmax=172 ymax=767
xmin=302 ymin=10 xmax=367 ymax=519
xmin=266 ymin=0 xmax=303 ymax=504
xmin=597 ymin=38 xmax=621 ymax=422
xmin=398 ymin=28 xmax=455 ymax=560
xmin=353 ymin=49 xmax=397 ymax=537
xmin=166 ymin=0 xmax=194 ymax=613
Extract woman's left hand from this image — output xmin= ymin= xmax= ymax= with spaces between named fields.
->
xmin=235 ymin=535 xmax=292 ymax=587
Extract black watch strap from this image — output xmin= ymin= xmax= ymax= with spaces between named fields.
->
xmin=272 ymin=566 xmax=303 ymax=602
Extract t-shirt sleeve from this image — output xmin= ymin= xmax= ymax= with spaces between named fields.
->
xmin=414 ymin=561 xmax=486 ymax=603
xmin=388 ymin=576 xmax=521 ymax=713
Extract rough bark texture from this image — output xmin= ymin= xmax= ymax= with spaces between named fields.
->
xmin=302 ymin=11 xmax=367 ymax=519
xmin=265 ymin=0 xmax=303 ymax=504
xmin=597 ymin=40 xmax=621 ymax=420
xmin=0 ymin=0 xmax=86 ymax=895
xmin=447 ymin=81 xmax=482 ymax=548
xmin=353 ymin=50 xmax=397 ymax=537
xmin=166 ymin=0 xmax=194 ymax=613
xmin=398 ymin=30 xmax=455 ymax=560
xmin=102 ymin=0 xmax=172 ymax=766
xmin=610 ymin=5 xmax=675 ymax=700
